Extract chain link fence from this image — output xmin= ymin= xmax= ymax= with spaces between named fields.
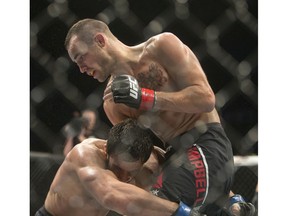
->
xmin=30 ymin=0 xmax=258 ymax=215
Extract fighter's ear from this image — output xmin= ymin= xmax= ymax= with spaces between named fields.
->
xmin=94 ymin=34 xmax=105 ymax=47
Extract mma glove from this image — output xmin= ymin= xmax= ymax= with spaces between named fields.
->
xmin=111 ymin=75 xmax=156 ymax=110
xmin=171 ymin=201 xmax=199 ymax=216
xmin=229 ymin=194 xmax=256 ymax=216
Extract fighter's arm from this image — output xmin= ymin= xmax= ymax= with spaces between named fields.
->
xmin=151 ymin=32 xmax=215 ymax=113
xmin=103 ymin=98 xmax=135 ymax=126
xmin=69 ymin=139 xmax=191 ymax=216
xmin=103 ymin=33 xmax=215 ymax=114
xmin=77 ymin=164 xmax=179 ymax=216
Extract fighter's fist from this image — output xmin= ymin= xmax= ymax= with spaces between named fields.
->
xmin=228 ymin=194 xmax=255 ymax=216
xmin=111 ymin=75 xmax=155 ymax=110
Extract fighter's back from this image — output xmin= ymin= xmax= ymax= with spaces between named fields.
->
xmin=44 ymin=138 xmax=109 ymax=216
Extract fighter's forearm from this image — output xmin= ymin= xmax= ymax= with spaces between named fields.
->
xmin=103 ymin=100 xmax=134 ymax=125
xmin=104 ymin=185 xmax=179 ymax=216
xmin=154 ymin=85 xmax=215 ymax=113
xmin=79 ymin=167 xmax=177 ymax=216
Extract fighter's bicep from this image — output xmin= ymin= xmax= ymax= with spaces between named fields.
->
xmin=154 ymin=34 xmax=202 ymax=87
xmin=171 ymin=53 xmax=208 ymax=88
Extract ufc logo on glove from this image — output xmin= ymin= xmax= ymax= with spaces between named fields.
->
xmin=128 ymin=76 xmax=139 ymax=100
xmin=111 ymin=74 xmax=156 ymax=110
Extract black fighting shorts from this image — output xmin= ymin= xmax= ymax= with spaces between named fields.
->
xmin=35 ymin=206 xmax=53 ymax=216
xmin=150 ymin=123 xmax=234 ymax=216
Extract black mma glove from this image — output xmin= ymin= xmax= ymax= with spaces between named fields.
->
xmin=111 ymin=75 xmax=156 ymax=110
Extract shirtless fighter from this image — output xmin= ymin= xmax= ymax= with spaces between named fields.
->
xmin=35 ymin=119 xmax=193 ymax=216
xmin=65 ymin=19 xmax=255 ymax=216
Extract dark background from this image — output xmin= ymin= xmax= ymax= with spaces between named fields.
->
xmin=30 ymin=0 xmax=258 ymax=215
xmin=30 ymin=0 xmax=258 ymax=156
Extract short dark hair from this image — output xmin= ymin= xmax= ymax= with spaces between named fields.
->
xmin=64 ymin=19 xmax=108 ymax=49
xmin=106 ymin=119 xmax=154 ymax=163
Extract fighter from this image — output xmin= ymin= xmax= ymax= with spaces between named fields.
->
xmin=65 ymin=19 xmax=255 ymax=216
xmin=35 ymin=119 xmax=193 ymax=216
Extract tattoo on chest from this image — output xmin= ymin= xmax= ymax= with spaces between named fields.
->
xmin=137 ymin=63 xmax=167 ymax=90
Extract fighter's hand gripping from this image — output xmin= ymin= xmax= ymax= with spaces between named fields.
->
xmin=228 ymin=194 xmax=255 ymax=216
xmin=109 ymin=75 xmax=156 ymax=110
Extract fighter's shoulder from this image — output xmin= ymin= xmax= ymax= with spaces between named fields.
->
xmin=146 ymin=32 xmax=180 ymax=49
xmin=67 ymin=138 xmax=106 ymax=161
xmin=145 ymin=33 xmax=185 ymax=59
xmin=80 ymin=138 xmax=106 ymax=148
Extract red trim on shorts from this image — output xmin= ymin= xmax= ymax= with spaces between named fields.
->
xmin=152 ymin=172 xmax=163 ymax=189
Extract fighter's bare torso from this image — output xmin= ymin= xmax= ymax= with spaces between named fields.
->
xmin=104 ymin=33 xmax=220 ymax=143
xmin=44 ymin=139 xmax=110 ymax=216
xmin=43 ymin=138 xmax=163 ymax=216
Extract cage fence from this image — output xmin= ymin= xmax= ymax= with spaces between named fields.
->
xmin=30 ymin=0 xmax=258 ymax=215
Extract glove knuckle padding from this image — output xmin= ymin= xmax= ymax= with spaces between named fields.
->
xmin=111 ymin=75 xmax=141 ymax=108
xmin=112 ymin=77 xmax=130 ymax=93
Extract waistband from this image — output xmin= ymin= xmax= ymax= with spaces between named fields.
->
xmin=167 ymin=123 xmax=222 ymax=151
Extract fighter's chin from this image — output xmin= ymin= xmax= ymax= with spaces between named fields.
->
xmin=94 ymin=75 xmax=105 ymax=82
xmin=93 ymin=74 xmax=98 ymax=80
xmin=92 ymin=72 xmax=101 ymax=81
xmin=96 ymin=74 xmax=109 ymax=82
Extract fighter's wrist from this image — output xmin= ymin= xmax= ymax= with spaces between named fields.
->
xmin=139 ymin=88 xmax=156 ymax=110
xmin=171 ymin=201 xmax=192 ymax=216
xmin=229 ymin=194 xmax=245 ymax=206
